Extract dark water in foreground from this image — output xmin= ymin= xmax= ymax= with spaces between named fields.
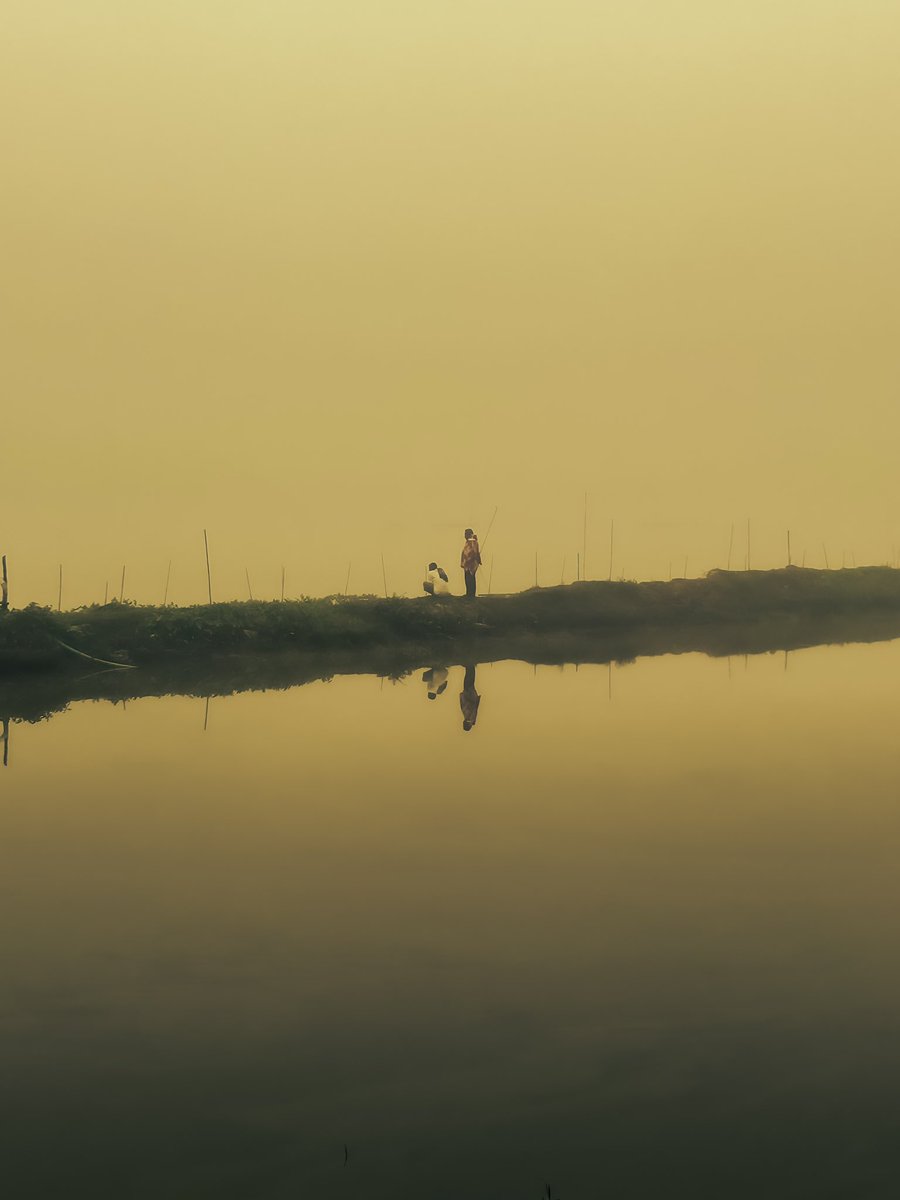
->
xmin=3 ymin=642 xmax=900 ymax=1198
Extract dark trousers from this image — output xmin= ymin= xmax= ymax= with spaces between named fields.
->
xmin=464 ymin=571 xmax=477 ymax=598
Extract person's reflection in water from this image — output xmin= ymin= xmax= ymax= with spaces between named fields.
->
xmin=459 ymin=664 xmax=481 ymax=731
xmin=422 ymin=666 xmax=449 ymax=700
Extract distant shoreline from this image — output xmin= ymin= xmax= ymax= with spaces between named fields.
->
xmin=2 ymin=566 xmax=900 ymax=722
xmin=4 ymin=566 xmax=900 ymax=672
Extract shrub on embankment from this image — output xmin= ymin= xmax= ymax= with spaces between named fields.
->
xmin=2 ymin=567 xmax=900 ymax=669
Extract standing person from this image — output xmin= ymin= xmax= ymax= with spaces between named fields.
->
xmin=460 ymin=529 xmax=481 ymax=598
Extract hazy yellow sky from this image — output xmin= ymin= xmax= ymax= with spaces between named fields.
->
xmin=4 ymin=1 xmax=898 ymax=605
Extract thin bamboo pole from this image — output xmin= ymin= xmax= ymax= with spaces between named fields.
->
xmin=0 ymin=554 xmax=7 ymax=612
xmin=281 ymin=566 xmax=285 ymax=601
xmin=203 ymin=530 xmax=212 ymax=603
xmin=481 ymin=506 xmax=499 ymax=553
xmin=120 ymin=564 xmax=126 ymax=603
xmin=163 ymin=560 xmax=172 ymax=606
xmin=245 ymin=567 xmax=253 ymax=601
xmin=823 ymin=543 xmax=830 ymax=569
xmin=344 ymin=562 xmax=351 ymax=596
xmin=381 ymin=553 xmax=388 ymax=598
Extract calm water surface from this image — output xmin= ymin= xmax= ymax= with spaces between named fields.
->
xmin=3 ymin=642 xmax=900 ymax=1198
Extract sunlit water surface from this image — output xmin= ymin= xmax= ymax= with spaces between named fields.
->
xmin=3 ymin=642 xmax=900 ymax=1198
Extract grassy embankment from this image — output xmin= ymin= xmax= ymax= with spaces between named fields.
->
xmin=3 ymin=565 xmax=900 ymax=671
xmin=3 ymin=566 xmax=900 ymax=723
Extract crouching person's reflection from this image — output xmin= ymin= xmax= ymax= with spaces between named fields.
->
xmin=422 ymin=666 xmax=448 ymax=700
xmin=459 ymin=663 xmax=481 ymax=731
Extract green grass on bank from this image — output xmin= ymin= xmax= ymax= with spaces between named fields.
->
xmin=3 ymin=566 xmax=900 ymax=670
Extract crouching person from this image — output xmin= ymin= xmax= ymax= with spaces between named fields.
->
xmin=423 ymin=562 xmax=450 ymax=597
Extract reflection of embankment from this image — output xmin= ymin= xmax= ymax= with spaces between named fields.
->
xmin=3 ymin=608 xmax=900 ymax=726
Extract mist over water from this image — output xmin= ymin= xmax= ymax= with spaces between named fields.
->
xmin=3 ymin=639 xmax=900 ymax=1197
xmin=5 ymin=1 xmax=900 ymax=604
xmin=5 ymin=1 xmax=900 ymax=1194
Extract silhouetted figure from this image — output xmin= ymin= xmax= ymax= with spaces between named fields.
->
xmin=459 ymin=663 xmax=480 ymax=730
xmin=460 ymin=529 xmax=481 ymax=599
xmin=422 ymin=562 xmax=450 ymax=597
xmin=422 ymin=666 xmax=448 ymax=700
